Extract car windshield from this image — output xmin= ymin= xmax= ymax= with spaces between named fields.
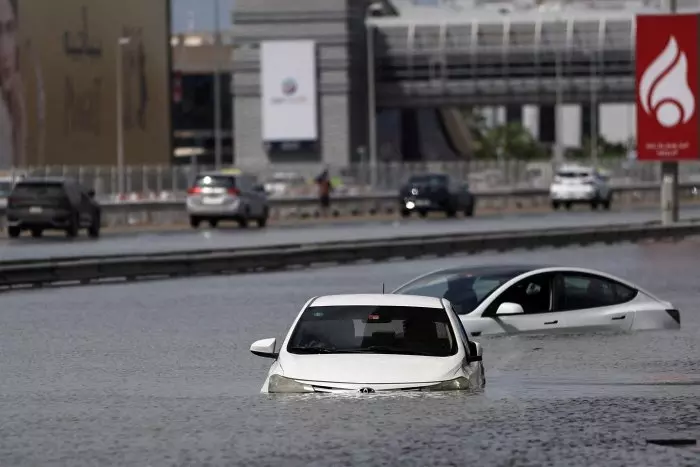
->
xmin=287 ymin=305 xmax=458 ymax=357
xmin=408 ymin=174 xmax=447 ymax=187
xmin=394 ymin=271 xmax=524 ymax=314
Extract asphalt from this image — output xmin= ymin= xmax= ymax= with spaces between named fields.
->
xmin=0 ymin=205 xmax=699 ymax=262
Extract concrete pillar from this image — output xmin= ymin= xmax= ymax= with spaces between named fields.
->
xmin=505 ymin=105 xmax=523 ymax=125
xmin=400 ymin=109 xmax=421 ymax=161
xmin=580 ymin=104 xmax=599 ymax=144
xmin=538 ymin=105 xmax=556 ymax=144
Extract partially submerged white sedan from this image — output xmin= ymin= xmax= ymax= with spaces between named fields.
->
xmin=249 ymin=294 xmax=485 ymax=394
xmin=393 ymin=265 xmax=681 ymax=337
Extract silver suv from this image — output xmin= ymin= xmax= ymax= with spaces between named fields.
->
xmin=186 ymin=170 xmax=269 ymax=228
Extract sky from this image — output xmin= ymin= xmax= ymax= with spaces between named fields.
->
xmin=171 ymin=0 xmax=235 ymax=33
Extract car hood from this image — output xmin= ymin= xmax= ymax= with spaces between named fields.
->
xmin=278 ymin=353 xmax=464 ymax=385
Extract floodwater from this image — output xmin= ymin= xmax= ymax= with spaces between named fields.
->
xmin=1 ymin=240 xmax=699 ymax=465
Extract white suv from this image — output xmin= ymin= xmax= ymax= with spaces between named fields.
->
xmin=549 ymin=165 xmax=612 ymax=210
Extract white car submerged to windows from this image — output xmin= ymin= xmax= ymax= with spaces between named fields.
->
xmin=393 ymin=265 xmax=681 ymax=337
xmin=249 ymin=294 xmax=485 ymax=394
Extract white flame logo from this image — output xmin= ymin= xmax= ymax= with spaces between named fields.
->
xmin=639 ymin=36 xmax=696 ymax=128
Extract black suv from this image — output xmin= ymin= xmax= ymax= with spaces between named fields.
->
xmin=399 ymin=173 xmax=475 ymax=218
xmin=6 ymin=178 xmax=101 ymax=238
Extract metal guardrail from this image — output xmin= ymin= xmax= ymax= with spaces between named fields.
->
xmin=0 ymin=220 xmax=698 ymax=290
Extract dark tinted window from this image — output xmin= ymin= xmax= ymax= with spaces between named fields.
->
xmin=555 ymin=273 xmax=638 ymax=311
xmin=395 ymin=271 xmax=523 ymax=314
xmin=287 ymin=305 xmax=457 ymax=357
xmin=484 ymin=273 xmax=553 ymax=316
xmin=12 ymin=183 xmax=66 ymax=198
xmin=193 ymin=175 xmax=236 ymax=188
xmin=408 ymin=174 xmax=448 ymax=186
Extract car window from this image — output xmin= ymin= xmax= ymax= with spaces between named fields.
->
xmin=287 ymin=305 xmax=458 ymax=357
xmin=555 ymin=273 xmax=638 ymax=311
xmin=408 ymin=174 xmax=448 ymax=187
xmin=194 ymin=175 xmax=236 ymax=188
xmin=12 ymin=183 xmax=65 ymax=198
xmin=0 ymin=181 xmax=13 ymax=196
xmin=484 ymin=273 xmax=553 ymax=316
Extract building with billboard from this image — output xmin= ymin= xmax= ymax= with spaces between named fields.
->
xmin=9 ymin=0 xmax=172 ymax=168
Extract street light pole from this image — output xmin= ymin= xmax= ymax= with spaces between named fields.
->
xmin=213 ymin=0 xmax=223 ymax=170
xmin=553 ymin=26 xmax=564 ymax=164
xmin=116 ymin=36 xmax=131 ymax=197
xmin=590 ymin=47 xmax=598 ymax=166
xmin=366 ymin=17 xmax=378 ymax=188
xmin=661 ymin=0 xmax=679 ymax=224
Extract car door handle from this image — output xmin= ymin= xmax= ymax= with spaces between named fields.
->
xmin=544 ymin=320 xmax=558 ymax=325
xmin=611 ymin=315 xmax=626 ymax=321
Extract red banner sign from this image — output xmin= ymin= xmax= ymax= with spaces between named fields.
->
xmin=636 ymin=14 xmax=700 ymax=161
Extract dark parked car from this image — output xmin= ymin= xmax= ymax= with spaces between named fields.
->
xmin=399 ymin=173 xmax=475 ymax=218
xmin=5 ymin=178 xmax=101 ymax=238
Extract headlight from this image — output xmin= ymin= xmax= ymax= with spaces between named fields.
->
xmin=419 ymin=376 xmax=472 ymax=392
xmin=268 ymin=374 xmax=315 ymax=393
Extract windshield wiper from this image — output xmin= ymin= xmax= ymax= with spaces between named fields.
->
xmin=334 ymin=346 xmax=437 ymax=356
xmin=287 ymin=346 xmax=335 ymax=354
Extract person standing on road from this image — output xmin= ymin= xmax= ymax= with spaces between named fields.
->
xmin=315 ymin=167 xmax=332 ymax=217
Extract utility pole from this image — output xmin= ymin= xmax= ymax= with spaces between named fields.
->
xmin=213 ymin=0 xmax=223 ymax=169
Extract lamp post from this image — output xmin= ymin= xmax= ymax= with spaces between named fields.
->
xmin=213 ymin=0 xmax=223 ymax=169
xmin=590 ymin=46 xmax=598 ymax=166
xmin=661 ymin=0 xmax=679 ymax=224
xmin=366 ymin=3 xmax=381 ymax=188
xmin=553 ymin=20 xmax=565 ymax=164
xmin=116 ymin=36 xmax=131 ymax=198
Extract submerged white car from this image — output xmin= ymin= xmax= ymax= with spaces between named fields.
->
xmin=249 ymin=294 xmax=485 ymax=394
xmin=393 ymin=265 xmax=681 ymax=337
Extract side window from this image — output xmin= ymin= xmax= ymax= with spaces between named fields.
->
xmin=555 ymin=273 xmax=638 ymax=311
xmin=484 ymin=273 xmax=553 ymax=316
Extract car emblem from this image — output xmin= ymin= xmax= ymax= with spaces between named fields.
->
xmin=359 ymin=387 xmax=375 ymax=393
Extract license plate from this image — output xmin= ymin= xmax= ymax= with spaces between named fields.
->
xmin=202 ymin=196 xmax=223 ymax=205
xmin=29 ymin=206 xmax=42 ymax=214
xmin=415 ymin=199 xmax=430 ymax=206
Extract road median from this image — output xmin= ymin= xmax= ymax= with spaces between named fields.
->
xmin=0 ymin=219 xmax=698 ymax=291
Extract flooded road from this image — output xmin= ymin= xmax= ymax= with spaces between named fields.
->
xmin=1 ymin=240 xmax=699 ymax=465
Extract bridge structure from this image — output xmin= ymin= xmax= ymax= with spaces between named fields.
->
xmin=229 ymin=0 xmax=700 ymax=168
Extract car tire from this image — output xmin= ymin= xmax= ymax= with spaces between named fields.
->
xmin=464 ymin=205 xmax=474 ymax=217
xmin=602 ymin=197 xmax=612 ymax=210
xmin=66 ymin=214 xmax=79 ymax=238
xmin=31 ymin=228 xmax=43 ymax=238
xmin=237 ymin=212 xmax=249 ymax=228
xmin=445 ymin=208 xmax=456 ymax=218
xmin=189 ymin=216 xmax=201 ymax=229
xmin=590 ymin=200 xmax=599 ymax=210
xmin=564 ymin=202 xmax=572 ymax=210
xmin=400 ymin=209 xmax=410 ymax=218
xmin=7 ymin=226 xmax=20 ymax=238
xmin=88 ymin=214 xmax=101 ymax=238
xmin=551 ymin=201 xmax=560 ymax=210
xmin=418 ymin=210 xmax=428 ymax=218
xmin=256 ymin=207 xmax=269 ymax=228
xmin=208 ymin=219 xmax=219 ymax=228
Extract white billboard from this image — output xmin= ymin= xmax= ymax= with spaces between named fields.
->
xmin=260 ymin=40 xmax=318 ymax=142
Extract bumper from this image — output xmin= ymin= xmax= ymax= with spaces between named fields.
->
xmin=186 ymin=199 xmax=244 ymax=216
xmin=550 ymin=190 xmax=597 ymax=201
xmin=6 ymin=210 xmax=73 ymax=229
xmin=401 ymin=197 xmax=448 ymax=211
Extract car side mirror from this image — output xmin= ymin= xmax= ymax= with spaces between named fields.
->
xmin=466 ymin=341 xmax=482 ymax=362
xmin=496 ymin=302 xmax=524 ymax=316
xmin=250 ymin=338 xmax=278 ymax=359
xmin=87 ymin=189 xmax=95 ymax=198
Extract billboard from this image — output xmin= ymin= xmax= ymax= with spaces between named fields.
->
xmin=260 ymin=40 xmax=318 ymax=143
xmin=636 ymin=14 xmax=699 ymax=161
xmin=0 ymin=0 xmax=171 ymax=167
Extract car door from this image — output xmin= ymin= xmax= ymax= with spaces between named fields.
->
xmin=549 ymin=272 xmax=635 ymax=333
xmin=466 ymin=272 xmax=567 ymax=336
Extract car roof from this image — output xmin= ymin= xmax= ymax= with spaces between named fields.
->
xmin=309 ymin=294 xmax=445 ymax=309
xmin=15 ymin=177 xmax=69 ymax=185
xmin=419 ymin=264 xmax=549 ymax=278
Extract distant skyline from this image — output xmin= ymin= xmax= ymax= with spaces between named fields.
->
xmin=171 ymin=0 xmax=234 ymax=33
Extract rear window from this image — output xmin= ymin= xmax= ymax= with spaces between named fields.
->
xmin=193 ymin=175 xmax=236 ymax=188
xmin=556 ymin=171 xmax=591 ymax=178
xmin=287 ymin=305 xmax=458 ymax=357
xmin=408 ymin=174 xmax=448 ymax=186
xmin=12 ymin=183 xmax=66 ymax=198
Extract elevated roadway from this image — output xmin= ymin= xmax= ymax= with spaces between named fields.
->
xmin=1 ymin=206 xmax=700 ymax=262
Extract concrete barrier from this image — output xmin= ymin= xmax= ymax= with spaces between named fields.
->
xmin=0 ymin=219 xmax=697 ymax=290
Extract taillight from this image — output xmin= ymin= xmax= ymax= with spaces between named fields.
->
xmin=187 ymin=187 xmax=202 ymax=195
xmin=227 ymin=187 xmax=240 ymax=196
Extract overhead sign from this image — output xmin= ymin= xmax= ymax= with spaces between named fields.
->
xmin=260 ymin=40 xmax=318 ymax=143
xmin=636 ymin=14 xmax=699 ymax=161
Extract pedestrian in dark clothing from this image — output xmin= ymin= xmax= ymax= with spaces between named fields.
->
xmin=315 ymin=168 xmax=332 ymax=216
